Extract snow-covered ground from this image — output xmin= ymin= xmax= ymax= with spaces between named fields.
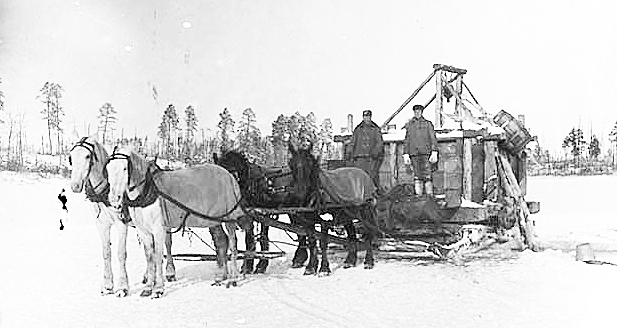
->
xmin=1 ymin=172 xmax=617 ymax=328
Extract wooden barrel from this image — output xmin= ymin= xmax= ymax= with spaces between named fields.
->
xmin=493 ymin=110 xmax=533 ymax=154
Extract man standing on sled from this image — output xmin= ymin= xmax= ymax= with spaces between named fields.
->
xmin=403 ymin=104 xmax=438 ymax=195
xmin=346 ymin=109 xmax=384 ymax=192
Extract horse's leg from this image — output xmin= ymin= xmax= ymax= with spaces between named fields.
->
xmin=164 ymin=230 xmax=177 ymax=282
xmin=94 ymin=212 xmax=114 ymax=295
xmin=224 ymin=222 xmax=239 ymax=287
xmin=362 ymin=207 xmax=376 ymax=270
xmin=138 ymin=228 xmax=155 ymax=297
xmin=291 ymin=215 xmax=308 ymax=268
xmin=254 ymin=219 xmax=270 ymax=274
xmin=209 ymin=225 xmax=228 ymax=285
xmin=304 ymin=227 xmax=318 ymax=275
xmin=318 ymin=222 xmax=331 ymax=276
xmin=241 ymin=220 xmax=255 ymax=275
xmin=343 ymin=220 xmax=358 ymax=269
xmin=151 ymin=210 xmax=167 ymax=298
xmin=114 ymin=221 xmax=129 ymax=297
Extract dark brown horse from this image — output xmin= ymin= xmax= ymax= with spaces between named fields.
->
xmin=213 ymin=150 xmax=315 ymax=274
xmin=288 ymin=142 xmax=379 ymax=275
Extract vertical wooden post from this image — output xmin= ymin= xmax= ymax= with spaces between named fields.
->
xmin=483 ymin=140 xmax=498 ymax=201
xmin=454 ymin=74 xmax=463 ymax=120
xmin=435 ymin=70 xmax=443 ymax=129
xmin=387 ymin=142 xmax=397 ymax=190
xmin=463 ymin=137 xmax=473 ymax=201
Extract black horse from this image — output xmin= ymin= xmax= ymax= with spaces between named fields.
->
xmin=213 ymin=150 xmax=304 ymax=274
xmin=287 ymin=142 xmax=379 ymax=275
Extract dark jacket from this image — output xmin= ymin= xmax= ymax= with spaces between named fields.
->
xmin=347 ymin=121 xmax=384 ymax=160
xmin=404 ymin=116 xmax=438 ymax=155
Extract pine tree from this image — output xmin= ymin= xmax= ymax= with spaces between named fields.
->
xmin=588 ymin=135 xmax=601 ymax=160
xmin=563 ymin=128 xmax=586 ymax=166
xmin=217 ymin=107 xmax=235 ymax=152
xmin=237 ymin=107 xmax=263 ymax=162
xmin=184 ymin=105 xmax=198 ymax=158
xmin=97 ymin=103 xmax=117 ymax=145
xmin=157 ymin=104 xmax=179 ymax=158
xmin=38 ymin=82 xmax=64 ymax=154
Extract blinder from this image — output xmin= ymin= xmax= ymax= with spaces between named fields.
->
xmin=107 ymin=152 xmax=133 ymax=183
xmin=69 ymin=137 xmax=98 ymax=167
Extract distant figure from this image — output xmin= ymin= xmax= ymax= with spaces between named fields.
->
xmin=346 ymin=109 xmax=384 ymax=191
xmin=58 ymin=189 xmax=68 ymax=230
xmin=403 ymin=104 xmax=438 ymax=195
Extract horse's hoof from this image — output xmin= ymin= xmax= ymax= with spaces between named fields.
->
xmin=364 ymin=263 xmax=374 ymax=269
xmin=101 ymin=288 xmax=114 ymax=296
xmin=254 ymin=266 xmax=267 ymax=274
xmin=291 ymin=262 xmax=304 ymax=269
xmin=166 ymin=275 xmax=176 ymax=282
xmin=226 ymin=281 xmax=237 ymax=288
xmin=240 ymin=267 xmax=253 ymax=275
xmin=115 ymin=289 xmax=129 ymax=298
xmin=318 ymin=269 xmax=332 ymax=277
xmin=151 ymin=290 xmax=164 ymax=298
xmin=140 ymin=289 xmax=153 ymax=297
xmin=303 ymin=268 xmax=316 ymax=275
xmin=343 ymin=262 xmax=356 ymax=269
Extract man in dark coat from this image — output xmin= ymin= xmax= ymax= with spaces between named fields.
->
xmin=403 ymin=105 xmax=438 ymax=195
xmin=346 ymin=109 xmax=384 ymax=190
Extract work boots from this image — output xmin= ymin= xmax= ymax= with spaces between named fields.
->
xmin=424 ymin=181 xmax=434 ymax=196
xmin=414 ymin=180 xmax=423 ymax=195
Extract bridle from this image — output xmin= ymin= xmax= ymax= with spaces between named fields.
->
xmin=70 ymin=137 xmax=109 ymax=202
xmin=107 ymin=151 xmax=146 ymax=193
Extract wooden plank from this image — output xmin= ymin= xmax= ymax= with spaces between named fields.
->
xmin=496 ymin=152 xmax=538 ymax=251
xmin=454 ymin=74 xmax=463 ymax=119
xmin=432 ymin=64 xmax=468 ymax=75
xmin=483 ymin=140 xmax=498 ymax=201
xmin=447 ymin=206 xmax=487 ymax=223
xmin=463 ymin=137 xmax=473 ymax=201
xmin=435 ymin=70 xmax=444 ymax=129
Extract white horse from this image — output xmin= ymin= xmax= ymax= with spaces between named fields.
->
xmin=68 ymin=136 xmax=132 ymax=297
xmin=106 ymin=147 xmax=246 ymax=297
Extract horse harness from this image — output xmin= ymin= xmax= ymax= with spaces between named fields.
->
xmin=106 ymin=153 xmax=245 ymax=234
xmin=70 ymin=137 xmax=111 ymax=208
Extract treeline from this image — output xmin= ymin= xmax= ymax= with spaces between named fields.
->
xmin=0 ymin=79 xmax=342 ymax=172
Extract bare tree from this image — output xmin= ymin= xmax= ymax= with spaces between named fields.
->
xmin=97 ymin=102 xmax=117 ymax=145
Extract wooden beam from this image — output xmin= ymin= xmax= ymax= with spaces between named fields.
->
xmin=381 ymin=69 xmax=436 ymax=129
xmin=433 ymin=64 xmax=467 ymax=75
xmin=463 ymin=137 xmax=473 ymax=201
xmin=435 ymin=71 xmax=444 ymax=129
xmin=496 ymin=152 xmax=538 ymax=251
xmin=483 ymin=140 xmax=498 ymax=201
xmin=454 ymin=74 xmax=463 ymax=119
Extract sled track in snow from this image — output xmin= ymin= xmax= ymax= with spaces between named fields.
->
xmin=260 ymin=275 xmax=378 ymax=328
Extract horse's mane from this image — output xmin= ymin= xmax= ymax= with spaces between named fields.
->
xmin=289 ymin=146 xmax=322 ymax=205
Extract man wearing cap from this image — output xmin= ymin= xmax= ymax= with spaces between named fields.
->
xmin=346 ymin=109 xmax=384 ymax=190
xmin=403 ymin=104 xmax=438 ymax=195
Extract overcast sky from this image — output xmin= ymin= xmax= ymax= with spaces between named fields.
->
xmin=1 ymin=0 xmax=616 ymax=155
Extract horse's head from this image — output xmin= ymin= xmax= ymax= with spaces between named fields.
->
xmin=288 ymin=141 xmax=320 ymax=205
xmin=68 ymin=136 xmax=107 ymax=193
xmin=106 ymin=146 xmax=146 ymax=209
xmin=216 ymin=150 xmax=250 ymax=185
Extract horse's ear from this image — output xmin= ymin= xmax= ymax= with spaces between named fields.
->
xmin=213 ymin=152 xmax=219 ymax=164
xmin=288 ymin=140 xmax=297 ymax=155
xmin=112 ymin=145 xmax=118 ymax=154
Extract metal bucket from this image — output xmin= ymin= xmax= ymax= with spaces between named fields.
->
xmin=493 ymin=110 xmax=533 ymax=154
